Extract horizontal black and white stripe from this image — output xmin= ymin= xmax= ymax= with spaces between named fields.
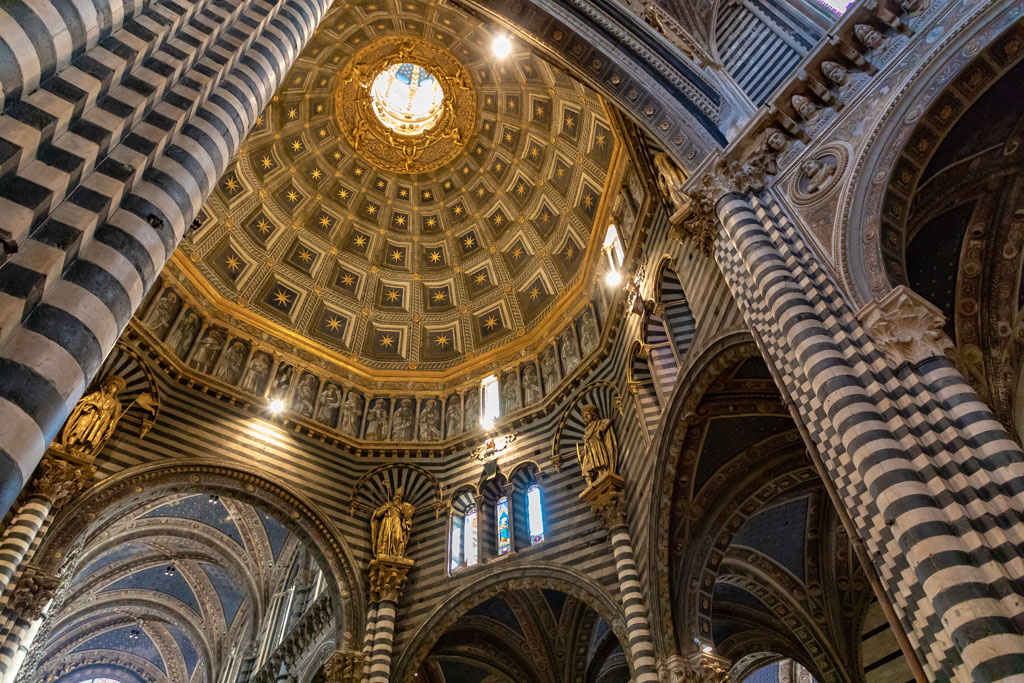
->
xmin=367 ymin=599 xmax=395 ymax=683
xmin=0 ymin=0 xmax=331 ymax=519
xmin=712 ymin=190 xmax=1024 ymax=682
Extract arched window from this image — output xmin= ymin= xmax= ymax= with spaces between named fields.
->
xmin=496 ymin=496 xmax=511 ymax=555
xmin=526 ymin=485 xmax=544 ymax=544
xmin=481 ymin=374 xmax=500 ymax=428
xmin=464 ymin=505 xmax=479 ymax=566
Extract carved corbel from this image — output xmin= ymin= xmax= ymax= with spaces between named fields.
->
xmin=367 ymin=557 xmax=413 ymax=603
xmin=858 ymin=285 xmax=954 ymax=369
xmin=31 ymin=455 xmax=88 ymax=510
xmin=657 ymin=651 xmax=731 ymax=683
xmin=324 ymin=649 xmax=364 ymax=683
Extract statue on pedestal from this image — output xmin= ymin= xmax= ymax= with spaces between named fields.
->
xmin=577 ymin=405 xmax=618 ymax=487
xmin=370 ymin=487 xmax=415 ymax=561
xmin=60 ymin=375 xmax=128 ymax=462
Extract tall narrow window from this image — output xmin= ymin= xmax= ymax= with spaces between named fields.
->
xmin=464 ymin=506 xmax=479 ymax=566
xmin=481 ymin=374 xmax=500 ymax=428
xmin=603 ymin=223 xmax=624 ymax=268
xmin=450 ymin=514 xmax=464 ymax=571
xmin=527 ymin=485 xmax=544 ymax=544
xmin=496 ymin=496 xmax=511 ymax=555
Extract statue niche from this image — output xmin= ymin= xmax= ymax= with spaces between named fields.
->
xmin=57 ymin=375 xmax=149 ymax=464
xmin=576 ymin=404 xmax=618 ymax=488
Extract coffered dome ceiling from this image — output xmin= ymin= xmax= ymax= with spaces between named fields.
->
xmin=179 ymin=0 xmax=625 ymax=379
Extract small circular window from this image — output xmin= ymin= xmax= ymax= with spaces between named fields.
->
xmin=370 ymin=63 xmax=445 ymax=136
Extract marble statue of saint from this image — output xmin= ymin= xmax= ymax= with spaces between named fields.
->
xmin=241 ymin=353 xmax=270 ymax=395
xmin=464 ymin=390 xmax=480 ymax=432
xmin=61 ymin=375 xmax=127 ymax=460
xmin=370 ymin=487 xmax=414 ymax=560
xmin=501 ymin=372 xmax=520 ymax=414
xmin=541 ymin=348 xmax=560 ymax=392
xmin=341 ymin=392 xmax=365 ymax=437
xmin=215 ymin=341 xmax=246 ymax=384
xmin=273 ymin=364 xmax=293 ymax=395
xmin=560 ymin=328 xmax=580 ymax=374
xmin=147 ymin=290 xmax=179 ymax=338
xmin=295 ymin=374 xmax=317 ymax=417
xmin=580 ymin=310 xmax=599 ymax=355
xmin=366 ymin=399 xmax=389 ymax=440
xmin=522 ymin=363 xmax=542 ymax=406
xmin=190 ymin=329 xmax=224 ymax=374
xmin=167 ymin=312 xmax=198 ymax=358
xmin=653 ymin=152 xmax=688 ymax=214
xmin=577 ymin=404 xmax=617 ymax=487
xmin=317 ymin=384 xmax=341 ymax=425
xmin=445 ymin=397 xmax=462 ymax=438
xmin=419 ymin=399 xmax=441 ymax=441
xmin=392 ymin=399 xmax=415 ymax=440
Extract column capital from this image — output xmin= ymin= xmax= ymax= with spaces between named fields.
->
xmin=367 ymin=557 xmax=413 ymax=603
xmin=579 ymin=472 xmax=627 ymax=530
xmin=10 ymin=564 xmax=59 ymax=620
xmin=857 ymin=285 xmax=954 ymax=369
xmin=31 ymin=454 xmax=88 ymax=510
xmin=324 ymin=649 xmax=364 ymax=683
xmin=657 ymin=652 xmax=731 ymax=683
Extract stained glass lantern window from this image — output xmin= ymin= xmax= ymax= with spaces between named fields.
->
xmin=496 ymin=496 xmax=511 ymax=555
xmin=527 ymin=485 xmax=544 ymax=544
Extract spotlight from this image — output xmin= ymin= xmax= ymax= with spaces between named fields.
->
xmin=701 ymin=645 xmax=713 ymax=653
xmin=269 ymin=398 xmax=285 ymax=414
xmin=492 ymin=35 xmax=512 ymax=58
xmin=165 ymin=564 xmax=176 ymax=576
xmin=129 ymin=628 xmax=140 ymax=640
xmin=209 ymin=494 xmax=219 ymax=504
xmin=604 ymin=269 xmax=622 ymax=286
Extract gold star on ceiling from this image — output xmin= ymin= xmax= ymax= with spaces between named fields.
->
xmin=311 ymin=168 xmax=322 ymax=180
xmin=476 ymin=187 xmax=486 ymax=198
xmin=298 ymin=248 xmax=313 ymax=263
xmin=492 ymin=213 xmax=503 ymax=226
xmin=516 ymin=183 xmax=526 ymax=195
xmin=365 ymin=204 xmax=377 ymax=215
xmin=535 ymin=105 xmax=545 ymax=117
xmin=474 ymin=272 xmax=487 ymax=284
xmin=273 ymin=289 xmax=292 ymax=306
xmin=287 ymin=108 xmax=297 ymax=119
xmin=256 ymin=219 xmax=272 ymax=233
xmin=255 ymin=115 xmax=264 ymax=127
xmin=377 ymin=180 xmax=386 ymax=189
xmin=223 ymin=177 xmax=239 ymax=192
xmin=333 ymin=151 xmax=342 ymax=160
xmin=379 ymin=334 xmax=394 ymax=348
xmin=433 ymin=290 xmax=447 ymax=303
xmin=291 ymin=140 xmax=302 ymax=151
xmin=511 ymin=247 xmax=522 ymax=259
xmin=286 ymin=190 xmax=300 ymax=202
xmin=354 ymin=167 xmax=364 ymax=176
xmin=453 ymin=205 xmax=464 ymax=216
xmin=429 ymin=250 xmax=441 ymax=263
xmin=319 ymin=215 xmax=332 ymax=228
xmin=399 ymin=188 xmax=409 ymax=198
xmin=394 ymin=215 xmax=406 ymax=226
xmin=494 ymin=162 xmax=503 ymax=172
xmin=529 ymin=286 xmax=541 ymax=300
xmin=338 ymin=188 xmax=350 ymax=200
xmin=318 ymin=128 xmax=327 ymax=137
xmin=565 ymin=115 xmax=575 ymax=129
xmin=326 ymin=316 xmax=343 ymax=332
xmin=504 ymin=132 xmax=513 ymax=143
xmin=484 ymin=315 xmax=498 ymax=330
xmin=261 ymin=156 xmax=274 ymax=169
xmin=425 ymin=217 xmax=437 ymax=227
xmin=564 ymin=245 xmax=575 ymax=259
xmin=463 ymin=235 xmax=475 ymax=248
xmin=353 ymin=235 xmax=367 ymax=247
xmin=385 ymin=288 xmax=400 ymax=303
xmin=443 ymin=180 xmax=452 ymax=189
xmin=540 ymin=211 xmax=551 ymax=223
xmin=596 ymin=132 xmax=606 ymax=148
xmin=340 ymin=273 xmax=355 ymax=286
xmin=529 ymin=147 xmax=540 ymax=159
xmin=391 ymin=249 xmax=404 ymax=262
xmin=422 ymin=190 xmax=432 ymax=200
xmin=224 ymin=255 xmax=241 ymax=272
xmin=434 ymin=334 xmax=449 ymax=347
xmin=315 ymin=103 xmax=324 ymax=113
xmin=556 ymin=166 xmax=565 ymax=178
xmin=583 ymin=194 xmax=594 ymax=208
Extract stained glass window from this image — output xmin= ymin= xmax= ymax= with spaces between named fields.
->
xmin=527 ymin=485 xmax=544 ymax=544
xmin=464 ymin=506 xmax=479 ymax=566
xmin=450 ymin=514 xmax=463 ymax=571
xmin=496 ymin=496 xmax=511 ymax=555
xmin=813 ymin=0 xmax=853 ymax=13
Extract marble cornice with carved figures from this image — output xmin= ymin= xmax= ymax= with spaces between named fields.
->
xmin=125 ymin=274 xmax=630 ymax=456
xmin=664 ymin=0 xmax=928 ymax=253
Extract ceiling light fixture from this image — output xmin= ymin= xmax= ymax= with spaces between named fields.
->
xmin=269 ymin=398 xmax=285 ymax=414
xmin=492 ymin=35 xmax=512 ymax=58
xmin=605 ymin=269 xmax=622 ymax=287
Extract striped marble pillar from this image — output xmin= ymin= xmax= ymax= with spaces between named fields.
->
xmin=710 ymin=189 xmax=1024 ymax=681
xmin=0 ymin=0 xmax=332 ymax=518
xmin=0 ymin=456 xmax=83 ymax=602
xmin=366 ymin=599 xmax=396 ymax=683
xmin=580 ymin=474 xmax=659 ymax=683
xmin=361 ymin=603 xmax=378 ymax=661
xmin=365 ymin=558 xmax=411 ymax=683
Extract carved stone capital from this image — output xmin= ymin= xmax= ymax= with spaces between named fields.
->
xmin=31 ymin=455 xmax=88 ymax=509
xmin=323 ymin=649 xmax=364 ymax=683
xmin=579 ymin=472 xmax=627 ymax=530
xmin=10 ymin=564 xmax=59 ymax=621
xmin=368 ymin=557 xmax=413 ymax=603
xmin=858 ymin=285 xmax=954 ymax=368
xmin=676 ymin=152 xmax=775 ymax=255
xmin=658 ymin=652 xmax=731 ymax=683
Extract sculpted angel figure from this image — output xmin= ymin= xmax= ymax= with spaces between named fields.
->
xmin=801 ymin=157 xmax=837 ymax=194
xmin=371 ymin=487 xmax=415 ymax=560
xmin=62 ymin=375 xmax=127 ymax=460
xmin=577 ymin=404 xmax=618 ymax=487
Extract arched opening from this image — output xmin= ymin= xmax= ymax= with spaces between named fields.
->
xmin=27 ymin=461 xmax=362 ymax=683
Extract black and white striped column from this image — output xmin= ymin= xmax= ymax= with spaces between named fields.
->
xmin=712 ymin=190 xmax=1024 ymax=681
xmin=0 ymin=0 xmax=331 ymax=519
xmin=361 ymin=603 xmax=378 ymax=662
xmin=366 ymin=599 xmax=395 ymax=683
xmin=608 ymin=523 xmax=659 ymax=683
